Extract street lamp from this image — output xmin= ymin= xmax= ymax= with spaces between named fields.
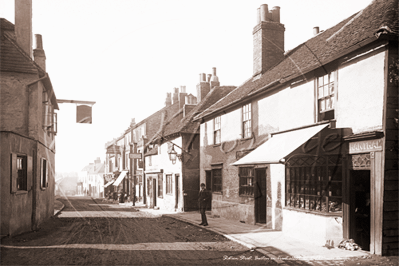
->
xmin=168 ymin=145 xmax=178 ymax=164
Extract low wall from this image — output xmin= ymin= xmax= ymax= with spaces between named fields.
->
xmin=282 ymin=209 xmax=343 ymax=247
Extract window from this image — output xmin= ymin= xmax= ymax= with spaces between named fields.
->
xmin=41 ymin=158 xmax=48 ymax=188
xmin=317 ymin=71 xmax=336 ymax=121
xmin=239 ymin=167 xmax=254 ymax=196
xmin=17 ymin=155 xmax=27 ymax=191
xmin=166 ymin=174 xmax=172 ymax=194
xmin=214 ymin=116 xmax=221 ymax=144
xmin=211 ymin=168 xmax=222 ymax=193
xmin=285 ymin=155 xmax=342 ymax=214
xmin=42 ymin=89 xmax=57 ymax=134
xmin=158 ymin=174 xmax=163 ymax=198
xmin=242 ymin=103 xmax=252 ymax=138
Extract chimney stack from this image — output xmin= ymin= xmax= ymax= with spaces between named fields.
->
xmin=178 ymin=86 xmax=187 ymax=110
xmin=210 ymin=67 xmax=220 ymax=89
xmin=172 ymin=87 xmax=179 ymax=104
xmin=15 ymin=0 xmax=32 ymax=58
xmin=165 ymin=92 xmax=172 ymax=107
xmin=313 ymin=27 xmax=319 ymax=36
xmin=33 ymin=34 xmax=46 ymax=71
xmin=197 ymin=72 xmax=210 ymax=103
xmin=253 ymin=4 xmax=285 ymax=76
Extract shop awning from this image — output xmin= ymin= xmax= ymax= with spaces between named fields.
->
xmin=232 ymin=124 xmax=329 ymax=165
xmin=104 ymin=180 xmax=114 ymax=188
xmin=113 ymin=170 xmax=128 ymax=186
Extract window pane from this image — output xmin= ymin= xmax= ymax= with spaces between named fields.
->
xmin=323 ymin=85 xmax=329 ymax=97
xmin=318 ymin=76 xmax=323 ymax=87
xmin=319 ymin=99 xmax=325 ymax=111
xmin=330 ymin=96 xmax=334 ymax=108
xmin=329 ymin=72 xmax=335 ymax=83
xmin=318 ymin=86 xmax=324 ymax=98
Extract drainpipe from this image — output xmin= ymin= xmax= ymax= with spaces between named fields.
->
xmin=142 ymin=136 xmax=147 ymax=205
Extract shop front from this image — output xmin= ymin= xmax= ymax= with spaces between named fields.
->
xmin=233 ymin=123 xmax=358 ymax=247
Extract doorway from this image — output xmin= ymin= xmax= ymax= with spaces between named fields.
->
xmin=350 ymin=170 xmax=371 ymax=251
xmin=255 ymin=168 xmax=267 ymax=224
xmin=205 ymin=171 xmax=212 ymax=210
xmin=152 ymin=178 xmax=157 ymax=207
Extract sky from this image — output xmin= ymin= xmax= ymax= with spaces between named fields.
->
xmin=0 ymin=0 xmax=372 ymax=173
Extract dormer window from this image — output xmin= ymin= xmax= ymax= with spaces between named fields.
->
xmin=317 ymin=71 xmax=336 ymax=121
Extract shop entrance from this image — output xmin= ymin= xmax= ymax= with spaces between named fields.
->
xmin=255 ymin=168 xmax=267 ymax=224
xmin=350 ymin=170 xmax=371 ymax=251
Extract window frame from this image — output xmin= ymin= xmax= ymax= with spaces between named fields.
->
xmin=17 ymin=155 xmax=27 ymax=191
xmin=158 ymin=174 xmax=163 ymax=198
xmin=285 ymin=155 xmax=343 ymax=215
xmin=242 ymin=103 xmax=252 ymax=139
xmin=166 ymin=174 xmax=173 ymax=195
xmin=41 ymin=158 xmax=49 ymax=189
xmin=239 ymin=167 xmax=254 ymax=196
xmin=211 ymin=167 xmax=223 ymax=193
xmin=316 ymin=71 xmax=336 ymax=122
xmin=213 ymin=116 xmax=221 ymax=145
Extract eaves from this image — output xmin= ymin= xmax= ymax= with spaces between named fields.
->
xmin=194 ymin=35 xmax=383 ymax=123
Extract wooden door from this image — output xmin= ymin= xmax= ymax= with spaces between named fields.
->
xmin=153 ymin=178 xmax=157 ymax=207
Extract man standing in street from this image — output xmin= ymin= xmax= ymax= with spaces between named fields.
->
xmin=198 ymin=183 xmax=209 ymax=226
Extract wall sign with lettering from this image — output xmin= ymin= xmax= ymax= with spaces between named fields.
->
xmin=349 ymin=139 xmax=383 ymax=154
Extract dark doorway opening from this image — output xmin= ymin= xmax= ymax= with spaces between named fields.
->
xmin=350 ymin=170 xmax=370 ymax=251
xmin=255 ymin=168 xmax=267 ymax=224
xmin=153 ymin=178 xmax=157 ymax=207
xmin=175 ymin=174 xmax=179 ymax=210
xmin=205 ymin=171 xmax=212 ymax=210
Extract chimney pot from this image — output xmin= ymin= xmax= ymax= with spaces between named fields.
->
xmin=35 ymin=34 xmax=43 ymax=49
xmin=257 ymin=8 xmax=261 ymax=24
xmin=180 ymin=86 xmax=186 ymax=93
xmin=260 ymin=4 xmax=268 ymax=22
xmin=201 ymin=73 xmax=206 ymax=82
xmin=313 ymin=27 xmax=320 ymax=36
xmin=271 ymin=6 xmax=280 ymax=23
xmin=207 ymin=74 xmax=212 ymax=82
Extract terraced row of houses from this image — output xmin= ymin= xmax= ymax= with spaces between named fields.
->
xmin=104 ymin=0 xmax=398 ymax=256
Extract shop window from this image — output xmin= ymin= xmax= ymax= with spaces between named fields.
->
xmin=158 ymin=174 xmax=163 ymax=198
xmin=317 ymin=71 xmax=336 ymax=122
xmin=214 ymin=116 xmax=221 ymax=145
xmin=242 ymin=103 xmax=252 ymax=138
xmin=285 ymin=155 xmax=343 ymax=214
xmin=166 ymin=174 xmax=172 ymax=194
xmin=212 ymin=168 xmax=222 ymax=193
xmin=41 ymin=158 xmax=49 ymax=188
xmin=239 ymin=167 xmax=254 ymax=196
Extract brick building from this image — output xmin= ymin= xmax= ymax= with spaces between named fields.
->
xmin=1 ymin=0 xmax=59 ymax=236
xmin=194 ymin=0 xmax=398 ymax=255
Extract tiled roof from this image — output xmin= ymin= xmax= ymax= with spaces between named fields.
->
xmin=195 ymin=0 xmax=398 ymax=120
xmin=1 ymin=19 xmax=39 ymax=74
xmin=157 ymin=86 xmax=236 ymax=141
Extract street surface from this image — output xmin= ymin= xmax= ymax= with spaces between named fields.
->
xmin=1 ymin=197 xmax=397 ymax=265
xmin=1 ymin=197 xmax=276 ymax=265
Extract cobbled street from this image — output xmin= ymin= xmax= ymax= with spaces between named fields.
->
xmin=1 ymin=197 xmax=277 ymax=265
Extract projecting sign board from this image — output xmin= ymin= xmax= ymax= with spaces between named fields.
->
xmin=130 ymin=153 xmax=142 ymax=159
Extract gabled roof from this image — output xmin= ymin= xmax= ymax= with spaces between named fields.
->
xmin=81 ymin=163 xmax=105 ymax=174
xmin=155 ymin=86 xmax=236 ymax=142
xmin=105 ymin=101 xmax=181 ymax=148
xmin=0 ymin=18 xmax=59 ymax=110
xmin=194 ymin=0 xmax=398 ymax=121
